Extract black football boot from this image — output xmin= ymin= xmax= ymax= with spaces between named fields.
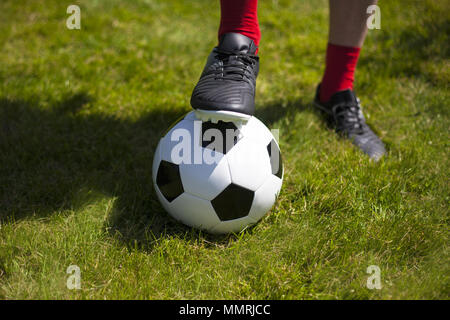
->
xmin=191 ymin=33 xmax=259 ymax=123
xmin=313 ymin=85 xmax=386 ymax=161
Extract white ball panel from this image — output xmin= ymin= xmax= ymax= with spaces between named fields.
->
xmin=248 ymin=174 xmax=282 ymax=222
xmin=179 ymin=155 xmax=231 ymax=201
xmin=226 ymin=138 xmax=272 ymax=191
xmin=240 ymin=116 xmax=275 ymax=147
xmin=183 ymin=110 xmax=199 ymax=121
xmin=168 ymin=192 xmax=221 ymax=231
xmin=210 ymin=215 xmax=258 ymax=234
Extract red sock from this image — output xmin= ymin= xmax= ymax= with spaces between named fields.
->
xmin=320 ymin=43 xmax=361 ymax=103
xmin=219 ymin=0 xmax=260 ymax=48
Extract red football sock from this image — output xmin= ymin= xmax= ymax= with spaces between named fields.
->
xmin=320 ymin=43 xmax=361 ymax=103
xmin=219 ymin=0 xmax=260 ymax=48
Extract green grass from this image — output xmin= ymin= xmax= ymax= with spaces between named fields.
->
xmin=0 ymin=0 xmax=448 ymax=299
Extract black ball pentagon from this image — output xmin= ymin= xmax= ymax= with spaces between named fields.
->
xmin=156 ymin=160 xmax=184 ymax=202
xmin=211 ymin=183 xmax=254 ymax=221
xmin=267 ymin=139 xmax=283 ymax=179
xmin=201 ymin=120 xmax=242 ymax=154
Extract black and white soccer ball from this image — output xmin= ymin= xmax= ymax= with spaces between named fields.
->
xmin=152 ymin=111 xmax=283 ymax=234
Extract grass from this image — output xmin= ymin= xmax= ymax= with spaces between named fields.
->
xmin=0 ymin=0 xmax=448 ymax=299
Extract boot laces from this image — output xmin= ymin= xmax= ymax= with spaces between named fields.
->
xmin=332 ymin=98 xmax=365 ymax=135
xmin=214 ymin=49 xmax=258 ymax=82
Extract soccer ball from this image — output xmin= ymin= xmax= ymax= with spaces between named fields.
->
xmin=152 ymin=111 xmax=283 ymax=234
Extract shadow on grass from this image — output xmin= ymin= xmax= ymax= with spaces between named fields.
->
xmin=0 ymin=94 xmax=188 ymax=248
xmin=0 ymin=93 xmax=308 ymax=251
